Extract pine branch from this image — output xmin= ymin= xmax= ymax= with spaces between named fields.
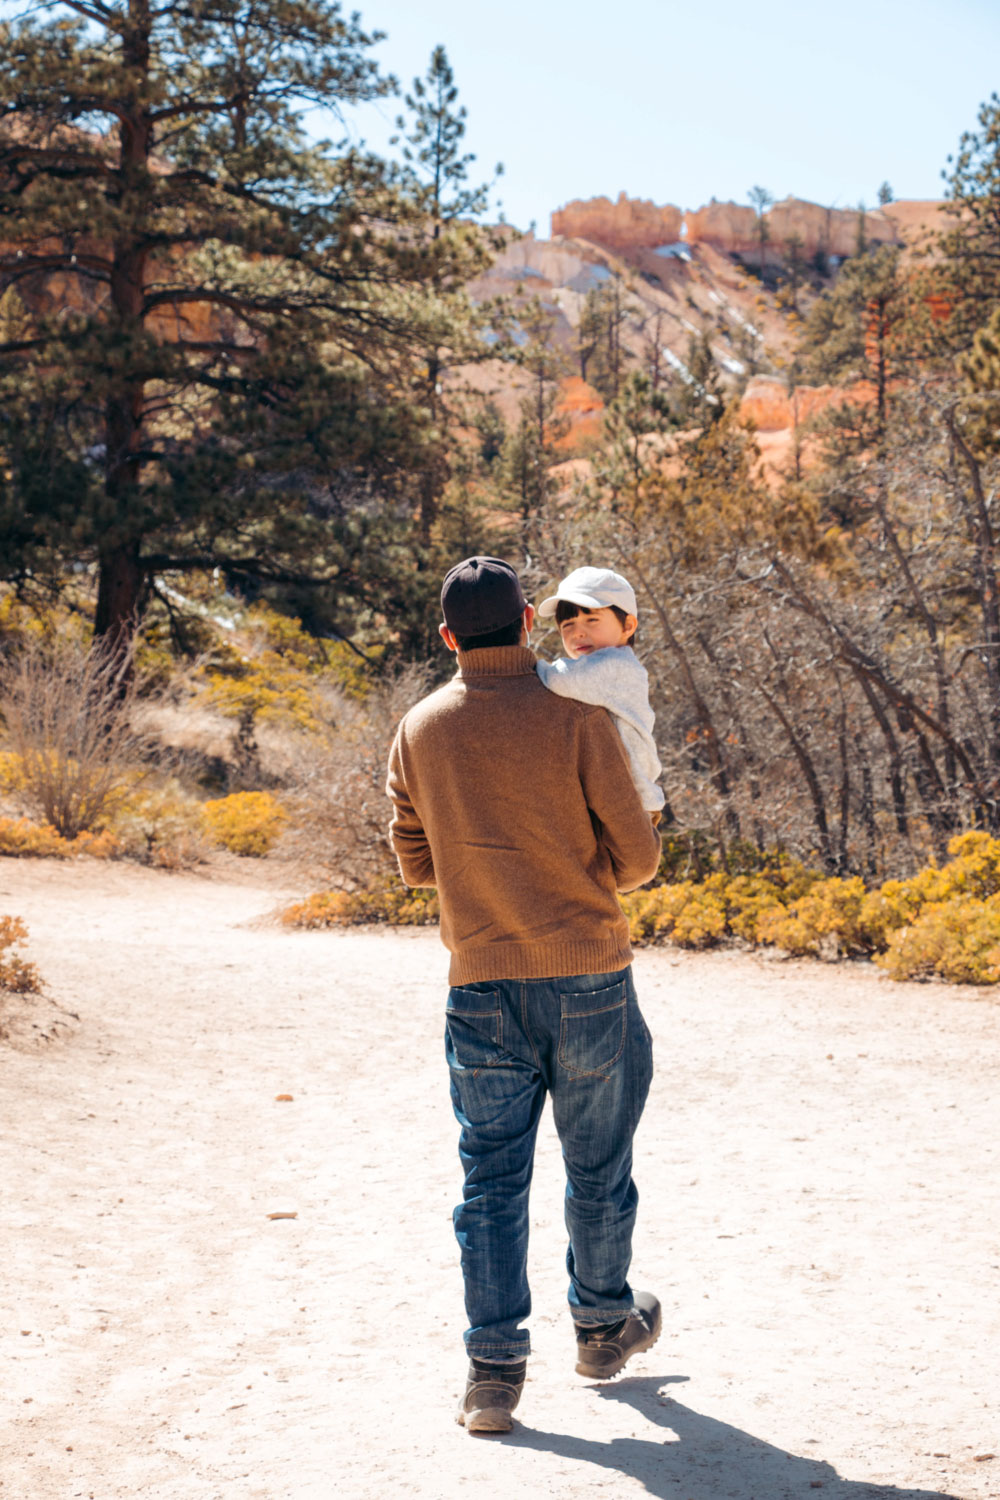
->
xmin=48 ymin=0 xmax=123 ymax=26
xmin=0 ymin=255 xmax=111 ymax=282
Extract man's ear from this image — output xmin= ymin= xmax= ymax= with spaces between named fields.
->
xmin=522 ymin=603 xmax=535 ymax=639
xmin=622 ymin=612 xmax=638 ymax=643
xmin=439 ymin=622 xmax=459 ymax=653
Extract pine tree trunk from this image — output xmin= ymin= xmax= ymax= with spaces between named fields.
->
xmin=95 ymin=539 xmax=145 ymax=649
xmin=94 ymin=0 xmax=152 ymax=655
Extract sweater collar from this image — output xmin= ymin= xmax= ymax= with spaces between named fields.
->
xmin=455 ymin=645 xmax=538 ymax=678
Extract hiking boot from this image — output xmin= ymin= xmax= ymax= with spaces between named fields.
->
xmin=574 ymin=1291 xmax=662 ymax=1379
xmin=456 ymin=1358 xmax=526 ymax=1433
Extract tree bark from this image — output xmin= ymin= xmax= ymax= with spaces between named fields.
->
xmin=95 ymin=0 xmax=152 ymax=652
xmin=95 ymin=540 xmax=145 ymax=649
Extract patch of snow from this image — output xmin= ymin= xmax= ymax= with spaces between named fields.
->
xmin=566 ymin=264 xmax=611 ymax=294
xmin=156 ymin=580 xmax=236 ymax=631
xmin=663 ymin=347 xmax=695 ymax=385
xmin=662 ymin=348 xmax=719 ymax=404
xmin=653 ymin=243 xmax=692 ymax=260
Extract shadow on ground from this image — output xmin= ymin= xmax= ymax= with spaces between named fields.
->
xmin=504 ymin=1375 xmax=960 ymax=1499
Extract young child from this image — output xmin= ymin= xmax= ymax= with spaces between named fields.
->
xmin=535 ymin=566 xmax=665 ymax=816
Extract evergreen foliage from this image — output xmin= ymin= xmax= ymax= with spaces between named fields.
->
xmin=577 ymin=275 xmax=633 ymax=402
xmin=391 ymin=44 xmax=506 ymax=545
xmin=937 ymin=92 xmax=1000 ymax=352
xmin=0 ymin=2 xmax=497 ymax=651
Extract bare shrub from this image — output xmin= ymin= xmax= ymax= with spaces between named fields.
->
xmin=0 ymin=638 xmax=151 ymax=838
xmin=282 ymin=664 xmax=432 ymax=889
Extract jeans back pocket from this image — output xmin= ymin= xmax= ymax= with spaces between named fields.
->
xmin=557 ymin=978 xmax=627 ymax=1079
xmin=446 ymin=984 xmax=504 ymax=1073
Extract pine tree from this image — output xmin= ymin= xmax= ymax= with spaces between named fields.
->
xmin=576 ymin=274 xmax=632 ymax=402
xmin=936 ymin=93 xmax=1000 ymax=352
xmin=748 ymin=186 xmax=774 ymax=275
xmin=677 ymin=334 xmax=724 ymax=427
xmin=0 ymin=0 xmax=463 ymax=649
xmin=959 ymin=302 xmax=1000 ymax=452
xmin=501 ymin=298 xmax=567 ymax=537
xmin=801 ymin=245 xmax=913 ymax=433
xmin=392 ymin=44 xmax=504 ymax=545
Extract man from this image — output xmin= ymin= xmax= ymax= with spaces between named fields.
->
xmin=386 ymin=556 xmax=662 ymax=1434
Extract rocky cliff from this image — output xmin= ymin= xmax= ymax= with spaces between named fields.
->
xmin=551 ymin=193 xmax=683 ymax=251
xmin=552 ymin=192 xmax=947 ymax=262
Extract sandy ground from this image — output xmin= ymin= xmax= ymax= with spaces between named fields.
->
xmin=1 ymin=857 xmax=998 ymax=1500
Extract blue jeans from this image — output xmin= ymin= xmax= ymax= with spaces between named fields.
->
xmin=445 ymin=966 xmax=653 ymax=1363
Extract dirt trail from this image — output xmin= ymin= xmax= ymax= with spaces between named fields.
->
xmin=1 ymin=857 xmax=998 ymax=1500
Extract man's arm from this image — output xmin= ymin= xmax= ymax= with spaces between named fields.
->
xmin=577 ymin=707 xmax=662 ymax=891
xmin=385 ymin=726 xmax=437 ymax=888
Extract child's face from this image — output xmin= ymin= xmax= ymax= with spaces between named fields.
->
xmin=559 ymin=606 xmax=637 ymax=658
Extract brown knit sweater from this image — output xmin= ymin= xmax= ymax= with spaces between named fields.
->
xmin=386 ymin=645 xmax=662 ymax=983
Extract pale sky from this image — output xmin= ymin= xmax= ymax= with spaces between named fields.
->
xmin=314 ymin=0 xmax=1000 ymax=233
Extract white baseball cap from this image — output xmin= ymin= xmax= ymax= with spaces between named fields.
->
xmin=537 ymin=566 xmax=638 ymax=620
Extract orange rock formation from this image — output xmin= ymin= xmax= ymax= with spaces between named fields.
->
xmin=683 ymin=200 xmax=758 ymax=255
xmin=552 ymin=375 xmax=605 ymax=450
xmin=550 ymin=193 xmax=947 ymax=263
xmin=552 ymin=192 xmax=682 ymax=251
xmin=739 ymin=375 xmax=860 ymax=432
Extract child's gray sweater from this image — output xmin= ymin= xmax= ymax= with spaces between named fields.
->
xmin=536 ymin=646 xmax=665 ymax=812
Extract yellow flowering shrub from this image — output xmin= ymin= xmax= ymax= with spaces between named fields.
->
xmin=110 ymin=781 xmax=210 ymax=869
xmin=204 ymin=651 xmax=325 ymax=736
xmin=622 ymin=881 xmax=700 ymax=944
xmin=860 ymin=832 xmax=1000 ymax=949
xmin=281 ymin=878 xmax=439 ymax=929
xmin=199 ymin=605 xmax=378 ymax=743
xmin=859 ymin=878 xmax=934 ymax=951
xmin=0 ymin=914 xmax=41 ymax=993
xmin=670 ymin=879 xmax=729 ymax=948
xmin=274 ymin=831 xmax=1000 ymax=985
xmin=876 ymin=897 xmax=1000 ymax=985
xmin=0 ymin=750 xmax=26 ymax=792
xmin=620 ymin=865 xmax=819 ymax=950
xmin=0 ymin=781 xmax=208 ymax=868
xmin=0 ymin=590 xmax=90 ymax=649
xmin=619 ymin=832 xmax=1000 ymax=982
xmin=755 ymin=876 xmax=869 ymax=958
xmin=202 ymin=791 xmax=288 ymax=856
xmin=0 ymin=816 xmax=120 ymax=859
xmin=724 ymin=870 xmax=816 ymax=941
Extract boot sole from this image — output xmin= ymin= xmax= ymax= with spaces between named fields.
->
xmin=575 ymin=1307 xmax=663 ymax=1379
xmin=457 ymin=1406 xmax=516 ymax=1433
